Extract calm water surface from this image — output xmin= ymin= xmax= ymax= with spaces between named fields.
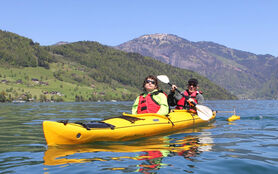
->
xmin=0 ymin=100 xmax=277 ymax=173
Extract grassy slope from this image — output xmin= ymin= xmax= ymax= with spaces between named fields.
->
xmin=0 ymin=63 xmax=139 ymax=102
xmin=0 ymin=61 xmax=236 ymax=102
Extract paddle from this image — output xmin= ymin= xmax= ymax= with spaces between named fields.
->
xmin=157 ymin=75 xmax=213 ymax=120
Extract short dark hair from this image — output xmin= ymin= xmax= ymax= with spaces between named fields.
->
xmin=142 ymin=75 xmax=159 ymax=90
xmin=188 ymin=78 xmax=198 ymax=86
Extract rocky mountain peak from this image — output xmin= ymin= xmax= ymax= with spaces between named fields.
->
xmin=140 ymin=33 xmax=182 ymax=41
xmin=136 ymin=33 xmax=190 ymax=45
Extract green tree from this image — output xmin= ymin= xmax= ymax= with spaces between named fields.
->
xmin=0 ymin=91 xmax=7 ymax=102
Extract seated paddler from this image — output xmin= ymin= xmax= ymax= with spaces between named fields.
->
xmin=132 ymin=75 xmax=169 ymax=115
xmin=168 ymin=78 xmax=204 ymax=112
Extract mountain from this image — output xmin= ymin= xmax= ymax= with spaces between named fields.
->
xmin=0 ymin=30 xmax=54 ymax=68
xmin=115 ymin=34 xmax=278 ymax=99
xmin=257 ymin=68 xmax=278 ymax=99
xmin=0 ymin=30 xmax=236 ymax=102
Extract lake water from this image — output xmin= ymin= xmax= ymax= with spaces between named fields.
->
xmin=0 ymin=100 xmax=277 ymax=174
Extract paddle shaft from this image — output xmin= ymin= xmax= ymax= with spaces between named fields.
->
xmin=216 ymin=111 xmax=234 ymax=113
xmin=216 ymin=110 xmax=236 ymax=115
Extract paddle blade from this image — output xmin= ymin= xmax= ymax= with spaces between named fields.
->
xmin=157 ymin=75 xmax=169 ymax=84
xmin=196 ymin=105 xmax=213 ymax=121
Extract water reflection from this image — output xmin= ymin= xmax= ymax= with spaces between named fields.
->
xmin=2 ymin=101 xmax=278 ymax=173
xmin=44 ymin=131 xmax=214 ymax=173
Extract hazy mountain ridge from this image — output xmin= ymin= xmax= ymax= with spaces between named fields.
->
xmin=115 ymin=34 xmax=278 ymax=99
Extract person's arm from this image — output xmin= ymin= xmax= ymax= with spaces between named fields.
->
xmin=153 ymin=93 xmax=169 ymax=115
xmin=132 ymin=96 xmax=140 ymax=114
xmin=167 ymin=91 xmax=177 ymax=106
xmin=175 ymin=91 xmax=183 ymax=101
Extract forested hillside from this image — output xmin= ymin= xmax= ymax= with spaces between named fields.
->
xmin=0 ymin=30 xmax=54 ymax=68
xmin=0 ymin=30 xmax=237 ymax=102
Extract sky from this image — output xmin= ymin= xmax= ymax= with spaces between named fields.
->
xmin=1 ymin=0 xmax=278 ymax=56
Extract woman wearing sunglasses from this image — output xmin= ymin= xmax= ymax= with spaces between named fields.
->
xmin=168 ymin=78 xmax=204 ymax=111
xmin=132 ymin=75 xmax=169 ymax=115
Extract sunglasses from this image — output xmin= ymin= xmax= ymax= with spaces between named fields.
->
xmin=146 ymin=80 xmax=156 ymax=85
xmin=188 ymin=83 xmax=197 ymax=87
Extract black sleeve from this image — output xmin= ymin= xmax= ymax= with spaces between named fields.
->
xmin=167 ymin=91 xmax=178 ymax=106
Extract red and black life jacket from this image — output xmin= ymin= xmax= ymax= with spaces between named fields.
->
xmin=175 ymin=90 xmax=201 ymax=110
xmin=137 ymin=90 xmax=166 ymax=114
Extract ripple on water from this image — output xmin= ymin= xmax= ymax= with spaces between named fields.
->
xmin=0 ymin=100 xmax=278 ymax=173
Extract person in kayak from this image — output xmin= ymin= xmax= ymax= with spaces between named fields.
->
xmin=132 ymin=75 xmax=169 ymax=115
xmin=168 ymin=78 xmax=204 ymax=111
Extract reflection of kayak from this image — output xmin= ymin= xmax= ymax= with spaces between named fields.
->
xmin=44 ymin=136 xmax=169 ymax=165
xmin=43 ymin=110 xmax=216 ymax=146
xmin=44 ymin=134 xmax=213 ymax=166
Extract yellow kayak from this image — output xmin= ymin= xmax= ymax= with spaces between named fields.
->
xmin=43 ymin=110 xmax=216 ymax=146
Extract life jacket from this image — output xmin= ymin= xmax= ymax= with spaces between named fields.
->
xmin=175 ymin=90 xmax=201 ymax=110
xmin=137 ymin=90 xmax=166 ymax=114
